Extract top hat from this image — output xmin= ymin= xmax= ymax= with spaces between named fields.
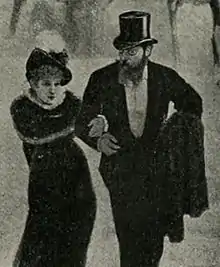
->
xmin=26 ymin=48 xmax=72 ymax=86
xmin=113 ymin=11 xmax=158 ymax=50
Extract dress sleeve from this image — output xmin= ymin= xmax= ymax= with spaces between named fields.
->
xmin=10 ymin=93 xmax=80 ymax=143
xmin=10 ymin=98 xmax=43 ymax=140
xmin=65 ymin=91 xmax=82 ymax=126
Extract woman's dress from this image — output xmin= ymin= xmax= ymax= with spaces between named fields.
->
xmin=10 ymin=90 xmax=96 ymax=267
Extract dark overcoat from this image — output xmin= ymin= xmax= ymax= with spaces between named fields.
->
xmin=75 ymin=60 xmax=208 ymax=241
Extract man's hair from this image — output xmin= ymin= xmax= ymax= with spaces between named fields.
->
xmin=141 ymin=42 xmax=153 ymax=51
xmin=27 ymin=65 xmax=63 ymax=85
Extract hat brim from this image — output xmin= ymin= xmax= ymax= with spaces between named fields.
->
xmin=113 ymin=36 xmax=158 ymax=50
xmin=26 ymin=48 xmax=72 ymax=86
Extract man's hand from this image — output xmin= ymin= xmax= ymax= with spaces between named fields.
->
xmin=88 ymin=116 xmax=106 ymax=137
xmin=97 ymin=133 xmax=120 ymax=156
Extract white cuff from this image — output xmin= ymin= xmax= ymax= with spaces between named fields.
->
xmin=97 ymin=136 xmax=102 ymax=152
xmin=97 ymin=114 xmax=109 ymax=132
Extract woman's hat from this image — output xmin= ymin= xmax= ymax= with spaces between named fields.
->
xmin=113 ymin=11 xmax=158 ymax=50
xmin=26 ymin=47 xmax=72 ymax=86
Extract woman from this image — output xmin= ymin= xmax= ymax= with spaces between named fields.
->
xmin=10 ymin=47 xmax=96 ymax=267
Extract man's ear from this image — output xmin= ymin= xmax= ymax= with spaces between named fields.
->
xmin=145 ymin=45 xmax=153 ymax=57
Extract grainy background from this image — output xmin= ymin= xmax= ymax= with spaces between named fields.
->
xmin=0 ymin=0 xmax=220 ymax=266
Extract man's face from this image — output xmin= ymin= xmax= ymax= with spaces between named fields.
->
xmin=118 ymin=45 xmax=152 ymax=69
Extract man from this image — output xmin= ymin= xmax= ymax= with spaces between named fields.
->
xmin=75 ymin=11 xmax=208 ymax=267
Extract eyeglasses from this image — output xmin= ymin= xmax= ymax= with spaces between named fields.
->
xmin=119 ymin=47 xmax=139 ymax=56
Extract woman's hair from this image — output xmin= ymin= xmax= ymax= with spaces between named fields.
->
xmin=28 ymin=65 xmax=64 ymax=85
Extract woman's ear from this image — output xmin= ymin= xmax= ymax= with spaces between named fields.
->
xmin=29 ymin=78 xmax=38 ymax=90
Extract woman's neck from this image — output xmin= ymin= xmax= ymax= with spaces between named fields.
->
xmin=25 ymin=88 xmax=66 ymax=110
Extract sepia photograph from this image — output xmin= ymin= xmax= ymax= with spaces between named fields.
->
xmin=0 ymin=0 xmax=219 ymax=266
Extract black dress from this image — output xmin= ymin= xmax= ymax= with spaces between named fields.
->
xmin=10 ymin=90 xmax=96 ymax=267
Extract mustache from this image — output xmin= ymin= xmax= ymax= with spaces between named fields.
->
xmin=121 ymin=60 xmax=128 ymax=65
xmin=116 ymin=59 xmax=129 ymax=68
xmin=115 ymin=59 xmax=126 ymax=64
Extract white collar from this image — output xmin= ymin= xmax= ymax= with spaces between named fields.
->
xmin=142 ymin=64 xmax=148 ymax=81
xmin=23 ymin=88 xmax=66 ymax=110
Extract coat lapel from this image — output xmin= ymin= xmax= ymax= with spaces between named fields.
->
xmin=112 ymin=79 xmax=130 ymax=129
xmin=146 ymin=61 xmax=161 ymax=120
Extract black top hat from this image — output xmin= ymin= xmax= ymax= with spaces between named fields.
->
xmin=113 ymin=11 xmax=158 ymax=50
xmin=26 ymin=48 xmax=72 ymax=86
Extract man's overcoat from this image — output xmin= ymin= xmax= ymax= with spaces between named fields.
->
xmin=76 ymin=60 xmax=208 ymax=241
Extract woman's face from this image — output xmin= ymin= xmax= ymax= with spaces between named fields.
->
xmin=31 ymin=66 xmax=65 ymax=105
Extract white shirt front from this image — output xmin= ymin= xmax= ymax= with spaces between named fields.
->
xmin=120 ymin=65 xmax=148 ymax=138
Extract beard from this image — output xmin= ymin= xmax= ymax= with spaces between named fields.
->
xmin=119 ymin=56 xmax=147 ymax=85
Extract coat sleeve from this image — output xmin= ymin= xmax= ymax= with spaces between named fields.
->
xmin=165 ymin=68 xmax=203 ymax=118
xmin=75 ymin=72 xmax=103 ymax=150
xmin=156 ymin=112 xmax=209 ymax=243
